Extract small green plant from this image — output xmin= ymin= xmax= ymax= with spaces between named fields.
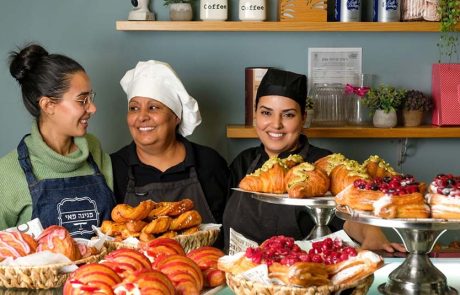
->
xmin=163 ymin=0 xmax=194 ymax=5
xmin=305 ymin=96 xmax=314 ymax=110
xmin=363 ymin=85 xmax=406 ymax=114
xmin=437 ymin=0 xmax=460 ymax=62
xmin=402 ymin=90 xmax=434 ymax=111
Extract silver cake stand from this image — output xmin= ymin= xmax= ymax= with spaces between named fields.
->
xmin=233 ymin=188 xmax=336 ymax=240
xmin=336 ymin=205 xmax=460 ymax=295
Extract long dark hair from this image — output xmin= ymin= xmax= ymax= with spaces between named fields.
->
xmin=9 ymin=43 xmax=85 ymax=118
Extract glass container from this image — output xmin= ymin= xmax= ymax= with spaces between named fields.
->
xmin=309 ymin=83 xmax=346 ymax=126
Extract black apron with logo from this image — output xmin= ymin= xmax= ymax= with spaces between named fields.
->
xmin=17 ymin=136 xmax=116 ymax=239
xmin=124 ymin=166 xmax=216 ymax=224
xmin=223 ymin=144 xmax=316 ymax=250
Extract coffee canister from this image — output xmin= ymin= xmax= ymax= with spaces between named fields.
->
xmin=200 ymin=0 xmax=228 ymax=20
xmin=335 ymin=0 xmax=361 ymax=22
xmin=373 ymin=0 xmax=400 ymax=22
xmin=239 ymin=0 xmax=266 ymax=21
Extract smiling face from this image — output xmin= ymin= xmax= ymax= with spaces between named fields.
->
xmin=127 ymin=96 xmax=180 ymax=149
xmin=255 ymin=95 xmax=305 ymax=157
xmin=49 ymin=71 xmax=96 ymax=138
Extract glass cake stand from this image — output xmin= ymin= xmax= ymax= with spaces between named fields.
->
xmin=233 ymin=188 xmax=336 ymax=240
xmin=336 ymin=205 xmax=460 ymax=295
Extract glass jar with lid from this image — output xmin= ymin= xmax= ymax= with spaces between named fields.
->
xmin=309 ymin=83 xmax=347 ymax=126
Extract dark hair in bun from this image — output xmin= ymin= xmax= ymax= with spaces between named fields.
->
xmin=9 ymin=43 xmax=85 ymax=118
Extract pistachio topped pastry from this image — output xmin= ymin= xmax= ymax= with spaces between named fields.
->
xmin=239 ymin=157 xmax=288 ymax=194
xmin=314 ymin=153 xmax=348 ymax=175
xmin=362 ymin=155 xmax=399 ymax=179
xmin=285 ymin=162 xmax=330 ymax=198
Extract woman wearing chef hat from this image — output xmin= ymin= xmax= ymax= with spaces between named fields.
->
xmin=112 ymin=60 xmax=229 ymax=227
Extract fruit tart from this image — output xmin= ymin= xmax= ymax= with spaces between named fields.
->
xmin=426 ymin=174 xmax=460 ymax=219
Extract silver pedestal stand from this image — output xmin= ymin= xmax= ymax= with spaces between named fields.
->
xmin=237 ymin=188 xmax=336 ymax=240
xmin=336 ymin=205 xmax=460 ymax=295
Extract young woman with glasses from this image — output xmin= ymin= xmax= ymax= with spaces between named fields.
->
xmin=0 ymin=43 xmax=116 ymax=238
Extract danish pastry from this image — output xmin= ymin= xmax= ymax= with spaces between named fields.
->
xmin=169 ymin=210 xmax=202 ymax=231
xmin=427 ymin=174 xmax=460 ymax=219
xmin=111 ymin=200 xmax=155 ymax=223
xmin=330 ymin=160 xmax=369 ymax=196
xmin=148 ymin=198 xmax=194 ymax=219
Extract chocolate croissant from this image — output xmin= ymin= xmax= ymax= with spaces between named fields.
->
xmin=239 ymin=157 xmax=288 ymax=194
xmin=285 ymin=162 xmax=330 ymax=198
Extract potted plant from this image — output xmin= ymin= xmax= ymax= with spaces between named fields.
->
xmin=164 ymin=0 xmax=194 ymax=21
xmin=437 ymin=0 xmax=460 ymax=63
xmin=401 ymin=90 xmax=434 ymax=127
xmin=363 ymin=85 xmax=406 ymax=128
xmin=304 ymin=96 xmax=314 ymax=128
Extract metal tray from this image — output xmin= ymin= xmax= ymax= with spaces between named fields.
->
xmin=232 ymin=188 xmax=335 ymax=207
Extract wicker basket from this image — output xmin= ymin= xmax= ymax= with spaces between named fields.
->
xmin=0 ymin=247 xmax=107 ymax=289
xmin=105 ymin=228 xmax=220 ymax=253
xmin=226 ymin=272 xmax=374 ymax=295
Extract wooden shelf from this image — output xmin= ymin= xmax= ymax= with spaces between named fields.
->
xmin=226 ymin=125 xmax=460 ymax=138
xmin=116 ymin=21 xmax=459 ymax=32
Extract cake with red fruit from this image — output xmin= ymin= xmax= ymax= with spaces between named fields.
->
xmin=426 ymin=174 xmax=460 ymax=219
xmin=218 ymin=235 xmax=382 ymax=287
xmin=337 ymin=175 xmax=430 ymax=218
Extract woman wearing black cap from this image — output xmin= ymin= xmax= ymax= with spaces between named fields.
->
xmin=222 ymin=68 xmax=405 ymax=254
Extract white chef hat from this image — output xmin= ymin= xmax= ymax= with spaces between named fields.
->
xmin=120 ymin=60 xmax=201 ymax=137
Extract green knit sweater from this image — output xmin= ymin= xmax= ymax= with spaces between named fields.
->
xmin=0 ymin=122 xmax=113 ymax=230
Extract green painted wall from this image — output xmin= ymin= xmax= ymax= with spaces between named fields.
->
xmin=1 ymin=0 xmax=459 ymax=242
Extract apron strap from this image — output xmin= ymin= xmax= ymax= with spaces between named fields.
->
xmin=17 ymin=135 xmax=38 ymax=185
xmin=126 ymin=166 xmax=138 ymax=194
xmin=86 ymin=153 xmax=101 ymax=175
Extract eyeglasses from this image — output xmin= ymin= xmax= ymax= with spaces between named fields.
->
xmin=75 ymin=91 xmax=96 ymax=108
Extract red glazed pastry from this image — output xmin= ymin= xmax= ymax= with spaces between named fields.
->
xmin=140 ymin=237 xmax=185 ymax=263
xmin=187 ymin=246 xmax=225 ymax=287
xmin=36 ymin=225 xmax=81 ymax=261
xmin=63 ymin=263 xmax=121 ymax=295
xmin=113 ymin=269 xmax=175 ymax=295
xmin=0 ymin=231 xmax=37 ymax=261
xmin=101 ymin=248 xmax=152 ymax=278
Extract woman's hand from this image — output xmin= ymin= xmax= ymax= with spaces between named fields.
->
xmin=344 ymin=221 xmax=407 ymax=253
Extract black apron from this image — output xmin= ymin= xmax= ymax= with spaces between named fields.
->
xmin=124 ymin=166 xmax=216 ymax=224
xmin=17 ymin=136 xmax=116 ymax=239
xmin=223 ymin=144 xmax=315 ymax=250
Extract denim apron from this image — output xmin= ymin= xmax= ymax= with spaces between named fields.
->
xmin=124 ymin=166 xmax=216 ymax=224
xmin=17 ymin=136 xmax=116 ymax=239
xmin=223 ymin=143 xmax=313 ymax=251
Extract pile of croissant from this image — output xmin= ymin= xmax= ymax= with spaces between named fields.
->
xmin=101 ymin=199 xmax=203 ymax=242
xmin=239 ymin=153 xmax=398 ymax=198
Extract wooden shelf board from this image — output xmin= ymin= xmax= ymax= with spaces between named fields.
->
xmin=226 ymin=125 xmax=460 ymax=138
xmin=116 ymin=21 xmax=458 ymax=32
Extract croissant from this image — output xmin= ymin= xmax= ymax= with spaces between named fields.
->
xmin=314 ymin=153 xmax=348 ymax=175
xmin=281 ymin=154 xmax=304 ymax=169
xmin=285 ymin=162 xmax=330 ymax=198
xmin=148 ymin=199 xmax=194 ymax=219
xmin=239 ymin=157 xmax=288 ymax=193
xmin=111 ymin=200 xmax=155 ymax=223
xmin=330 ymin=160 xmax=370 ymax=196
xmin=362 ymin=155 xmax=399 ymax=179
xmin=169 ymin=210 xmax=202 ymax=231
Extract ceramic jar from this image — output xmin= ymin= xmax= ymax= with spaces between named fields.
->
xmin=169 ymin=3 xmax=193 ymax=21
xmin=239 ymin=0 xmax=266 ymax=21
xmin=200 ymin=0 xmax=228 ymax=20
xmin=373 ymin=109 xmax=397 ymax=128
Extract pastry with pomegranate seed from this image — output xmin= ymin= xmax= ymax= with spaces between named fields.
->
xmin=314 ymin=153 xmax=348 ymax=175
xmin=63 ymin=263 xmax=122 ymax=295
xmin=362 ymin=155 xmax=399 ymax=179
xmin=426 ymin=174 xmax=460 ymax=219
xmin=113 ymin=269 xmax=175 ymax=295
xmin=285 ymin=162 xmax=330 ymax=198
xmin=330 ymin=160 xmax=370 ymax=195
xmin=36 ymin=225 xmax=81 ymax=261
xmin=0 ymin=231 xmax=37 ymax=261
xmin=239 ymin=157 xmax=289 ymax=194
